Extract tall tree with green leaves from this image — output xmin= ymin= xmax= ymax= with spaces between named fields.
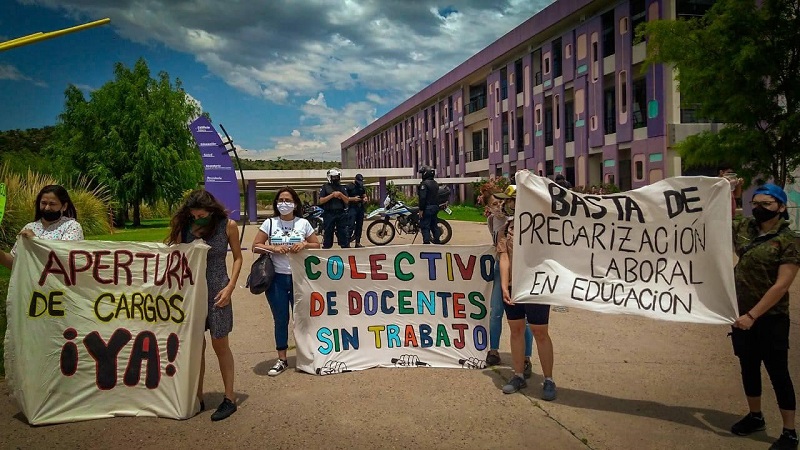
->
xmin=642 ymin=0 xmax=800 ymax=186
xmin=51 ymin=58 xmax=203 ymax=225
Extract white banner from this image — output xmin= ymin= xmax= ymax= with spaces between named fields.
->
xmin=4 ymin=238 xmax=209 ymax=425
xmin=512 ymin=172 xmax=737 ymax=324
xmin=290 ymin=245 xmax=494 ymax=374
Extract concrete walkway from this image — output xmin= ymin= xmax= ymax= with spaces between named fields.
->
xmin=1 ymin=220 xmax=797 ymax=449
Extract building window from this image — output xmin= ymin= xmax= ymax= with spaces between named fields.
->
xmin=565 ymin=101 xmax=575 ymax=143
xmin=501 ymin=68 xmax=508 ymax=100
xmin=601 ymin=10 xmax=616 ymax=57
xmin=516 ymin=116 xmax=524 ymax=152
xmin=590 ymin=115 xmax=598 ymax=130
xmin=620 ymin=17 xmax=629 ymax=35
xmin=544 ymin=103 xmax=553 ymax=146
xmin=631 ymin=0 xmax=646 ymax=32
xmin=467 ymin=83 xmax=487 ymax=114
xmin=632 ymin=78 xmax=648 ymax=128
xmin=535 ymin=105 xmax=542 ymax=125
xmin=565 ymin=43 xmax=572 ymax=59
xmin=502 ymin=113 xmax=509 ymax=155
xmin=544 ymin=56 xmax=551 ymax=75
xmin=552 ymin=38 xmax=562 ymax=78
xmin=677 ymin=0 xmax=715 ymax=19
xmin=554 ymin=94 xmax=561 ymax=131
xmin=515 ymin=59 xmax=523 ymax=88
xmin=604 ymin=85 xmax=616 ymax=134
xmin=533 ymin=49 xmax=543 ymax=86
xmin=619 ymin=71 xmax=628 ymax=114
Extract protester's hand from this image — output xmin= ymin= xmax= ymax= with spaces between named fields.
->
xmin=289 ymin=241 xmax=307 ymax=253
xmin=18 ymin=229 xmax=35 ymax=239
xmin=214 ymin=284 xmax=234 ymax=308
xmin=733 ymin=314 xmax=754 ymax=330
xmin=502 ymin=288 xmax=514 ymax=305
xmin=275 ymin=244 xmax=290 ymax=254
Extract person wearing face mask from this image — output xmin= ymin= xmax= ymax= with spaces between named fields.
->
xmin=319 ymin=168 xmax=350 ymax=249
xmin=482 ymin=187 xmax=533 ymax=373
xmin=252 ymin=186 xmax=321 ymax=376
xmin=167 ymin=189 xmax=243 ymax=421
xmin=0 ymin=185 xmax=84 ymax=269
xmin=495 ymin=184 xmax=557 ymax=401
xmin=729 ymin=183 xmax=799 ymax=450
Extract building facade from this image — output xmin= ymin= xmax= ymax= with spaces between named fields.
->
xmin=340 ymin=0 xmax=717 ymax=196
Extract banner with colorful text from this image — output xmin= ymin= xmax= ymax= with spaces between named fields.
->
xmin=4 ymin=238 xmax=209 ymax=425
xmin=290 ymin=245 xmax=494 ymax=375
xmin=512 ymin=172 xmax=737 ymax=324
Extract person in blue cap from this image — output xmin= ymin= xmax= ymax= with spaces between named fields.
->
xmin=729 ymin=183 xmax=799 ymax=450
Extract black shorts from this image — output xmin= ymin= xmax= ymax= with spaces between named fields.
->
xmin=504 ymin=302 xmax=550 ymax=325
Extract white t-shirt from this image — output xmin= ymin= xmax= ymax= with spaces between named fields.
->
xmin=11 ymin=217 xmax=84 ymax=256
xmin=259 ymin=216 xmax=315 ymax=274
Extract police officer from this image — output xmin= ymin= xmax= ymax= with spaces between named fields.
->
xmin=417 ymin=166 xmax=441 ymax=244
xmin=319 ymin=168 xmax=350 ymax=248
xmin=346 ymin=173 xmax=367 ymax=248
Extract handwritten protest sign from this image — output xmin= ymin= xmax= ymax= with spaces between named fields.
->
xmin=290 ymin=245 xmax=494 ymax=374
xmin=4 ymin=238 xmax=209 ymax=425
xmin=512 ymin=172 xmax=737 ymax=324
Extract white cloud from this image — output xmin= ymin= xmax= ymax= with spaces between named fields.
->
xmin=0 ymin=64 xmax=48 ymax=87
xmin=25 ymin=0 xmax=554 ymax=159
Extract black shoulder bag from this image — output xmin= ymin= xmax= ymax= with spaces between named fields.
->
xmin=246 ymin=218 xmax=275 ymax=294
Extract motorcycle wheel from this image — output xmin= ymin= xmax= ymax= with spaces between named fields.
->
xmin=311 ymin=218 xmax=323 ymax=235
xmin=366 ymin=220 xmax=396 ymax=246
xmin=437 ymin=219 xmax=453 ymax=244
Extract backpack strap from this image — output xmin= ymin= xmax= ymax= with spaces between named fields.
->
xmin=738 ymin=232 xmax=781 ymax=258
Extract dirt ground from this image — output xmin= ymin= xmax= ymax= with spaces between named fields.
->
xmin=1 ymin=220 xmax=798 ymax=449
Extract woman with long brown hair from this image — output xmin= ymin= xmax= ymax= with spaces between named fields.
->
xmin=168 ymin=189 xmax=243 ymax=421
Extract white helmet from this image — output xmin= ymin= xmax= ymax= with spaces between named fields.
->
xmin=327 ymin=168 xmax=341 ymax=183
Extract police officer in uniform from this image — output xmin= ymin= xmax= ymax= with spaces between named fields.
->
xmin=346 ymin=173 xmax=367 ymax=247
xmin=318 ymin=168 xmax=350 ymax=248
xmin=417 ymin=166 xmax=441 ymax=244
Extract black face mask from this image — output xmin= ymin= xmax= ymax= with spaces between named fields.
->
xmin=41 ymin=210 xmax=62 ymax=222
xmin=752 ymin=206 xmax=780 ymax=224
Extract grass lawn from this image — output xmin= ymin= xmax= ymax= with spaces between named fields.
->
xmin=88 ymin=218 xmax=171 ymax=243
xmin=445 ymin=204 xmax=485 ymax=222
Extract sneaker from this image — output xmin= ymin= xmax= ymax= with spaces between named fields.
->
xmin=486 ymin=351 xmax=501 ymax=366
xmin=770 ymin=431 xmax=799 ymax=450
xmin=523 ymin=359 xmax=533 ymax=379
xmin=355 ymin=243 xmax=365 ymax=248
xmin=268 ymin=359 xmax=289 ymax=377
xmin=502 ymin=375 xmax=527 ymax=394
xmin=542 ymin=379 xmax=557 ymax=401
xmin=210 ymin=398 xmax=237 ymax=421
xmin=731 ymin=412 xmax=766 ymax=436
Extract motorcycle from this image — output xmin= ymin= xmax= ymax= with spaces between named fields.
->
xmin=365 ymin=195 xmax=452 ymax=245
xmin=303 ymin=203 xmax=324 ymax=235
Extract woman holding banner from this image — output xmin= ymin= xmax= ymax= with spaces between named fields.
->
xmin=251 ymin=186 xmax=321 ymax=377
xmin=168 ymin=190 xmax=243 ymax=422
xmin=495 ymin=184 xmax=557 ymax=401
xmin=482 ymin=188 xmax=533 ymax=375
xmin=0 ymin=184 xmax=83 ymax=269
xmin=730 ymin=183 xmax=798 ymax=450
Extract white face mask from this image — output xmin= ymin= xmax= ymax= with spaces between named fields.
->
xmin=277 ymin=202 xmax=295 ymax=215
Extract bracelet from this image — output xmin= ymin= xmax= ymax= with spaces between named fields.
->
xmin=746 ymin=312 xmax=756 ymax=321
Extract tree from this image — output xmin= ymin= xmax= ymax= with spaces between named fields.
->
xmin=642 ymin=0 xmax=800 ymax=187
xmin=51 ymin=58 xmax=203 ymax=225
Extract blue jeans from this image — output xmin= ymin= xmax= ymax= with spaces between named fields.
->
xmin=265 ymin=273 xmax=294 ymax=351
xmin=490 ymin=261 xmax=532 ymax=356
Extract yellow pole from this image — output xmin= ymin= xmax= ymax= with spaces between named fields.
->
xmin=0 ymin=18 xmax=111 ymax=52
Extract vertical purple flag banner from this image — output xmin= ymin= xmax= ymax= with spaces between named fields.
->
xmin=189 ymin=117 xmax=241 ymax=220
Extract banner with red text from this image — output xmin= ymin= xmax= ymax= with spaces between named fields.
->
xmin=4 ymin=238 xmax=209 ymax=425
xmin=290 ymin=245 xmax=494 ymax=375
xmin=512 ymin=172 xmax=737 ymax=324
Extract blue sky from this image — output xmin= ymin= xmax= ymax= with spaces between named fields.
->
xmin=0 ymin=0 xmax=551 ymax=161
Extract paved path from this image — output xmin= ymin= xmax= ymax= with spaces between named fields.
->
xmin=1 ymin=220 xmax=797 ymax=449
